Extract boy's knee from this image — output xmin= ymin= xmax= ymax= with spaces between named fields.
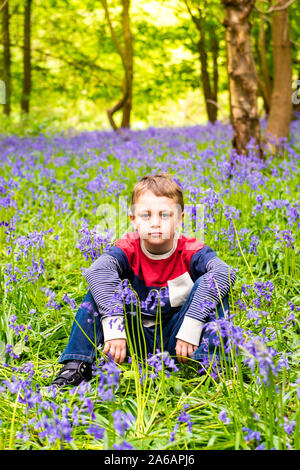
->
xmin=80 ymin=290 xmax=99 ymax=313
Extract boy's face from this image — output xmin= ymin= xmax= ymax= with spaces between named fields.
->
xmin=129 ymin=190 xmax=184 ymax=254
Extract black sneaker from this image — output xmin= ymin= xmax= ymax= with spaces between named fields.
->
xmin=52 ymin=360 xmax=92 ymax=389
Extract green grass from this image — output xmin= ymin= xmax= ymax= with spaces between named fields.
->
xmin=0 ymin=122 xmax=299 ymax=450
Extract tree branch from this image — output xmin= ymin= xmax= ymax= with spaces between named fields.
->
xmin=8 ymin=41 xmax=117 ymax=87
xmin=100 ymin=0 xmax=132 ymax=131
xmin=255 ymin=0 xmax=296 ymax=14
xmin=0 ymin=0 xmax=8 ymax=12
xmin=99 ymin=0 xmax=126 ymax=66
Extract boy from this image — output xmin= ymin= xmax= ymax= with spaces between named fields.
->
xmin=53 ymin=173 xmax=236 ymax=388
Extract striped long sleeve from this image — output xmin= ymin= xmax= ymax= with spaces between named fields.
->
xmin=82 ymin=254 xmax=126 ymax=341
xmin=175 ymin=256 xmax=237 ymax=346
xmin=82 ymin=251 xmax=237 ymax=346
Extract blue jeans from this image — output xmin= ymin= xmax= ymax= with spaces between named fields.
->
xmin=59 ymin=276 xmax=230 ymax=365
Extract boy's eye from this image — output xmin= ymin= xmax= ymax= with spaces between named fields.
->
xmin=140 ymin=212 xmax=171 ymax=219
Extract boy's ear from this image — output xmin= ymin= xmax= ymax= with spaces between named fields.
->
xmin=175 ymin=211 xmax=184 ymax=231
xmin=129 ymin=211 xmax=136 ymax=229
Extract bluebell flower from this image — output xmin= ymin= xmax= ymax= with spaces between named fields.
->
xmin=169 ymin=404 xmax=193 ymax=442
xmin=113 ymin=410 xmax=135 ymax=436
xmin=255 ymin=443 xmax=266 ymax=450
xmin=85 ymin=424 xmax=105 ymax=440
xmin=218 ymin=410 xmax=231 ymax=425
xmin=113 ymin=441 xmax=134 ymax=450
xmin=177 ymin=404 xmax=193 ymax=432
xmin=283 ymin=418 xmax=296 ymax=436
xmin=248 ymin=235 xmax=260 ymax=255
xmin=169 ymin=423 xmax=179 ymax=442
xmin=147 ymin=350 xmax=179 ymax=379
xmin=63 ymin=293 xmax=77 ymax=310
xmin=242 ymin=427 xmax=261 ymax=442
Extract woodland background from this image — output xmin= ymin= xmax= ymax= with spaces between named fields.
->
xmin=1 ymin=0 xmax=300 ymax=156
xmin=0 ymin=0 xmax=300 ymax=452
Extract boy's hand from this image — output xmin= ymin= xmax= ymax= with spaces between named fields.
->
xmin=103 ymin=339 xmax=127 ymax=364
xmin=175 ymin=339 xmax=198 ymax=364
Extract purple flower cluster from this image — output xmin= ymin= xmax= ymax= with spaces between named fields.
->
xmin=2 ymin=227 xmax=57 ymax=290
xmin=146 ymin=350 xmax=179 ymax=379
xmin=283 ymin=417 xmax=296 ymax=436
xmin=112 ymin=410 xmax=135 ymax=436
xmin=236 ymin=278 xmax=276 ymax=330
xmin=0 ymin=357 xmax=132 ymax=448
xmin=13 ymin=229 xmax=53 ymax=259
xmin=41 ymin=287 xmax=62 ymax=311
xmin=204 ymin=313 xmax=289 ymax=385
xmin=241 ymin=279 xmax=275 ymax=308
xmin=113 ymin=441 xmax=134 ymax=450
xmin=63 ymin=293 xmax=77 ymax=310
xmin=110 ymin=279 xmax=138 ymax=309
xmin=218 ymin=410 xmax=231 ymax=425
xmin=85 ymin=424 xmax=105 ymax=440
xmin=253 ymin=197 xmax=299 ymax=231
xmin=93 ymin=359 xmax=122 ymax=402
xmin=5 ymin=344 xmax=20 ymax=361
xmin=170 ymin=404 xmax=193 ymax=442
xmin=4 ymin=256 xmax=45 ymax=290
xmin=242 ymin=426 xmax=261 ymax=443
xmin=108 ymin=279 xmax=169 ymax=319
xmin=242 ymin=336 xmax=284 ymax=385
xmin=248 ymin=235 xmax=260 ymax=256
xmin=219 ymin=222 xmax=250 ymax=255
xmin=34 ymin=403 xmax=74 ymax=445
xmin=0 ymin=366 xmax=75 ymax=446
xmin=272 ymin=226 xmax=296 ymax=250
xmin=4 ymin=314 xmax=33 ymax=362
xmin=141 ymin=287 xmax=169 ymax=310
xmin=75 ymin=219 xmax=114 ymax=262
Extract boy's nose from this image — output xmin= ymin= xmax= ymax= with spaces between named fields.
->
xmin=150 ymin=215 xmax=160 ymax=226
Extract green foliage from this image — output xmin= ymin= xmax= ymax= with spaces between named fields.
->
xmin=2 ymin=0 xmax=299 ymax=131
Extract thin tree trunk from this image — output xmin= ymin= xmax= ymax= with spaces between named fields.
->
xmin=101 ymin=0 xmax=133 ymax=131
xmin=222 ymin=0 xmax=262 ymax=157
xmin=184 ymin=1 xmax=219 ymax=123
xmin=198 ymin=11 xmax=216 ymax=123
xmin=21 ymin=0 xmax=32 ymax=114
xmin=2 ymin=0 xmax=11 ymax=115
xmin=258 ymin=17 xmax=272 ymax=113
xmin=211 ymin=29 xmax=219 ymax=114
xmin=120 ymin=0 xmax=133 ymax=128
xmin=265 ymin=0 xmax=292 ymax=149
xmin=255 ymin=15 xmax=272 ymax=115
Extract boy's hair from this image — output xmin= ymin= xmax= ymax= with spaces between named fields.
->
xmin=130 ymin=173 xmax=184 ymax=216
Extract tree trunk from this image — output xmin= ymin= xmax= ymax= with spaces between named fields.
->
xmin=120 ymin=0 xmax=133 ymax=128
xmin=21 ymin=0 xmax=32 ymax=114
xmin=2 ymin=0 xmax=11 ymax=115
xmin=222 ymin=0 xmax=262 ymax=157
xmin=256 ymin=16 xmax=272 ymax=115
xmin=211 ymin=28 xmax=219 ymax=118
xmin=184 ymin=1 xmax=219 ymax=123
xmin=101 ymin=0 xmax=133 ymax=132
xmin=197 ymin=28 xmax=218 ymax=123
xmin=265 ymin=0 xmax=292 ymax=149
xmin=292 ymin=70 xmax=300 ymax=120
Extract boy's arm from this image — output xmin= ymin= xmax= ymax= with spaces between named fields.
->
xmin=82 ymin=254 xmax=126 ymax=342
xmin=176 ymin=255 xmax=237 ymax=347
